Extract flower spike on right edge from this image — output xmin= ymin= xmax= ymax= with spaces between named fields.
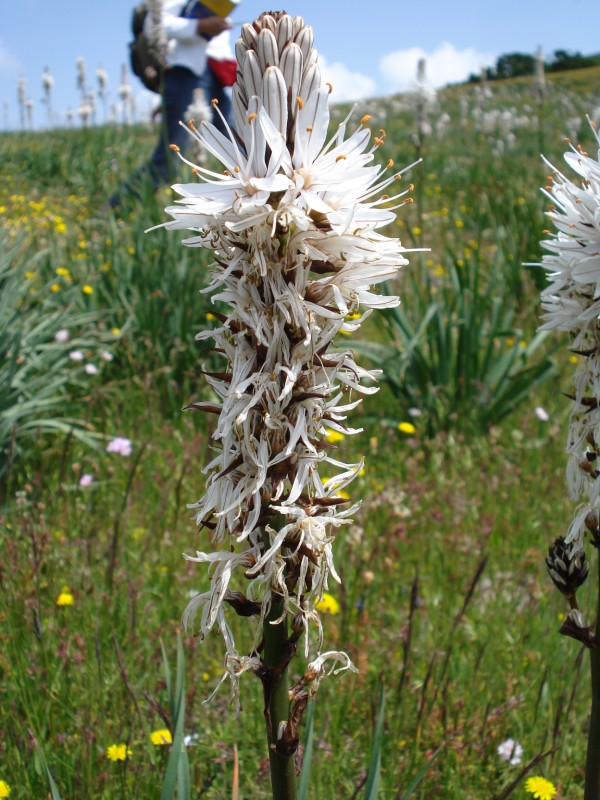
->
xmin=539 ymin=120 xmax=600 ymax=800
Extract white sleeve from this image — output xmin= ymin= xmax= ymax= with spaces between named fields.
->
xmin=162 ymin=11 xmax=199 ymax=42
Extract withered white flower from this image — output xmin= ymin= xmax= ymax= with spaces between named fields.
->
xmin=158 ymin=12 xmax=419 ymax=708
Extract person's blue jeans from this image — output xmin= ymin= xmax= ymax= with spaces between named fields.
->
xmin=109 ymin=65 xmax=200 ymax=207
xmin=149 ymin=65 xmax=201 ymax=184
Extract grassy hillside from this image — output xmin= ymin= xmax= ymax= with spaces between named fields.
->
xmin=1 ymin=66 xmax=599 ymax=798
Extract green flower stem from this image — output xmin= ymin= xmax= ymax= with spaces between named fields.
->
xmin=262 ymin=530 xmax=297 ymax=800
xmin=585 ymin=552 xmax=600 ymax=800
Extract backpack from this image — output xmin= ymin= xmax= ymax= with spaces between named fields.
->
xmin=129 ymin=3 xmax=163 ymax=93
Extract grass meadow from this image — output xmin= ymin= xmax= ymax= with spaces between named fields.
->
xmin=3 ymin=67 xmax=600 ymax=798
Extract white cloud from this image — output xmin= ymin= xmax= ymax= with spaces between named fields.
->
xmin=318 ymin=55 xmax=377 ymax=103
xmin=379 ymin=42 xmax=496 ymax=92
xmin=0 ymin=39 xmax=21 ymax=74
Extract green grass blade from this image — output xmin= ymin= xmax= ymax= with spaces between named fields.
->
xmin=30 ymin=731 xmax=63 ymax=800
xmin=161 ymin=633 xmax=190 ymax=800
xmin=298 ymin=699 xmax=316 ymax=800
xmin=399 ymin=748 xmax=441 ymax=799
xmin=364 ymin=685 xmax=385 ymax=800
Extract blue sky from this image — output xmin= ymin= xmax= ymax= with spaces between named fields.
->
xmin=1 ymin=0 xmax=599 ymax=128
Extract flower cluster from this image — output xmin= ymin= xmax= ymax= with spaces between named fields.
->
xmin=539 ymin=124 xmax=600 ymax=552
xmin=160 ymin=12 xmax=417 ymax=709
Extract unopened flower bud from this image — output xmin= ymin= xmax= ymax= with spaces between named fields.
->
xmin=546 ymin=537 xmax=589 ymax=596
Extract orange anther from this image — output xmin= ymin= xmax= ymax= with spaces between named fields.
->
xmin=169 ymin=144 xmax=180 ymax=152
xmin=361 ymin=114 xmax=372 ymax=125
xmin=247 ymin=112 xmax=257 ymax=123
xmin=386 ymin=159 xmax=394 ymax=169
xmin=296 ymin=96 xmax=304 ymax=109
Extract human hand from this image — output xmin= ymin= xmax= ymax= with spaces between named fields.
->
xmin=197 ymin=15 xmax=232 ymax=37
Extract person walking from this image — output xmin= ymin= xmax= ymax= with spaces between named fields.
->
xmin=109 ymin=0 xmax=231 ymax=208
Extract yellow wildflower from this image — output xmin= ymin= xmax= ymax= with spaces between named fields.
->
xmin=0 ymin=780 xmax=10 ymax=798
xmin=412 ymin=226 xmax=422 ymax=235
xmin=106 ymin=743 xmax=132 ymax=762
xmin=455 ymin=219 xmax=464 ymax=228
xmin=50 ymin=283 xmax=60 ymax=293
xmin=316 ymin=593 xmax=340 ymax=615
xmin=82 ymin=285 xmax=93 ymax=295
xmin=150 ymin=728 xmax=172 ymax=746
xmin=55 ymin=222 xmax=67 ymax=233
xmin=112 ymin=327 xmax=121 ymax=336
xmin=127 ymin=246 xmax=135 ymax=255
xmin=325 ymin=430 xmax=345 ymax=444
xmin=56 ymin=589 xmax=74 ymax=606
xmin=398 ymin=422 xmax=416 ymax=435
xmin=205 ymin=312 xmax=216 ymax=321
xmin=524 ymin=776 xmax=556 ymax=800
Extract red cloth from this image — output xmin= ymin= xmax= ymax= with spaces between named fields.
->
xmin=208 ymin=57 xmax=237 ymax=87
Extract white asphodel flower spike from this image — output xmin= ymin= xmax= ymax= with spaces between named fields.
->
xmin=156 ymin=12 xmax=422 ymax=712
xmin=538 ymin=121 xmax=600 ymax=550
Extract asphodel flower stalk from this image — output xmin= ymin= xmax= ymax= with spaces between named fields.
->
xmin=41 ymin=66 xmax=53 ymax=127
xmin=539 ymin=122 xmax=600 ymax=800
xmin=158 ymin=11 xmax=420 ymax=796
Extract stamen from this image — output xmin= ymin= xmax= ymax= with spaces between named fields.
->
xmin=189 ymin=119 xmax=196 ymax=130
xmin=234 ymin=166 xmax=240 ymax=173
xmin=386 ymin=159 xmax=394 ymax=169
xmin=224 ymin=170 xmax=232 ymax=177
xmin=296 ymin=96 xmax=304 ymax=109
xmin=408 ymin=183 xmax=414 ymax=192
xmin=326 ymin=82 xmax=333 ymax=94
xmin=248 ymin=113 xmax=257 ymax=123
xmin=169 ymin=144 xmax=180 ymax=152
xmin=211 ymin=98 xmax=219 ymax=107
xmin=306 ymin=125 xmax=313 ymax=132
xmin=404 ymin=198 xmax=414 ymax=204
xmin=335 ymin=155 xmax=346 ymax=162
xmin=360 ymin=114 xmax=372 ymax=125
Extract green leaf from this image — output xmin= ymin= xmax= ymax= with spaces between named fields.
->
xmin=399 ymin=748 xmax=441 ymax=799
xmin=30 ymin=732 xmax=63 ymax=800
xmin=161 ymin=633 xmax=190 ymax=800
xmin=298 ymin=699 xmax=316 ymax=800
xmin=364 ymin=685 xmax=385 ymax=800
